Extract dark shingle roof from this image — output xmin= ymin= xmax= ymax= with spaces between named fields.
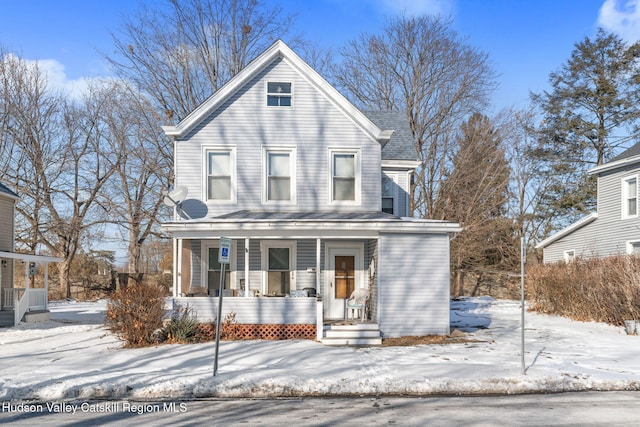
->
xmin=609 ymin=141 xmax=640 ymax=163
xmin=0 ymin=182 xmax=18 ymax=198
xmin=364 ymin=111 xmax=416 ymax=161
xmin=215 ymin=210 xmax=400 ymax=220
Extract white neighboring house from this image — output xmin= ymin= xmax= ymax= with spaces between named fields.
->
xmin=537 ymin=142 xmax=640 ymax=262
xmin=161 ymin=40 xmax=461 ymax=344
xmin=0 ymin=182 xmax=61 ymax=327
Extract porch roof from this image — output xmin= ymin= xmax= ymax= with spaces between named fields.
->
xmin=161 ymin=210 xmax=462 ymax=239
xmin=0 ymin=251 xmax=62 ymax=264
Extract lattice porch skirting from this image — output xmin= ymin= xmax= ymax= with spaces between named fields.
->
xmin=231 ymin=324 xmax=316 ymax=340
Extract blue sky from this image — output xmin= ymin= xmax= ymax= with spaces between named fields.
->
xmin=1 ymin=0 xmax=638 ymax=109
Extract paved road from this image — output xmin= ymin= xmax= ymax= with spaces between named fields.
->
xmin=1 ymin=392 xmax=639 ymax=426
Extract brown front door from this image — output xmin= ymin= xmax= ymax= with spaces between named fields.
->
xmin=334 ymin=255 xmax=355 ymax=299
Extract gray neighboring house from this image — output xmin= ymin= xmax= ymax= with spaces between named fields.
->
xmin=537 ymin=142 xmax=640 ymax=263
xmin=0 ymin=182 xmax=60 ymax=327
xmin=161 ymin=40 xmax=461 ymax=344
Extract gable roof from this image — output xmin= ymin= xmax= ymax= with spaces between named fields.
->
xmin=162 ymin=40 xmax=394 ymax=144
xmin=364 ymin=111 xmax=416 ymax=161
xmin=0 ymin=182 xmax=18 ymax=200
xmin=589 ymin=141 xmax=640 ymax=175
xmin=535 ymin=213 xmax=598 ymax=249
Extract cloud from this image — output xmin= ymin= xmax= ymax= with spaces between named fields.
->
xmin=598 ymin=0 xmax=640 ymax=41
xmin=374 ymin=0 xmax=454 ymax=17
xmin=29 ymin=58 xmax=92 ymax=100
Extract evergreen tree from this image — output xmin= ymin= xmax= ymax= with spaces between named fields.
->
xmin=435 ymin=113 xmax=512 ymax=295
xmin=531 ymin=29 xmax=640 ymax=225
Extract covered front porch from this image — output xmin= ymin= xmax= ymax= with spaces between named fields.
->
xmin=162 ymin=212 xmax=460 ymax=342
xmin=0 ymin=251 xmax=61 ymax=327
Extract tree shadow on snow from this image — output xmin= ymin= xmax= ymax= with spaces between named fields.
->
xmin=449 ymin=297 xmax=492 ymax=332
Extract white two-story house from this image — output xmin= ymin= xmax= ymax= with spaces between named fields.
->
xmin=161 ymin=40 xmax=461 ymax=344
xmin=537 ymin=142 xmax=640 ymax=262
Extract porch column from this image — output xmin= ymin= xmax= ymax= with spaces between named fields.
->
xmin=44 ymin=262 xmax=49 ymax=310
xmin=316 ymin=238 xmax=321 ymax=291
xmin=24 ymin=260 xmax=29 ymax=289
xmin=176 ymin=238 xmax=183 ymax=297
xmin=316 ymin=237 xmax=322 ymax=341
xmin=245 ymin=238 xmax=250 ymax=297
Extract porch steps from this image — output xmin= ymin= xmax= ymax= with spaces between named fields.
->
xmin=23 ymin=310 xmax=50 ymax=323
xmin=321 ymin=323 xmax=382 ymax=346
xmin=0 ymin=310 xmax=14 ymax=327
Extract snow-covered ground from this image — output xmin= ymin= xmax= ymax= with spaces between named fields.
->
xmin=1 ymin=297 xmax=639 ymax=401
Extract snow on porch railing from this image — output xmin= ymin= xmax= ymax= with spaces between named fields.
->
xmin=3 ymin=288 xmax=25 ymax=310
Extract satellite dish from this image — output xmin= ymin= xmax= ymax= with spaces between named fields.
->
xmin=163 ymin=186 xmax=188 ymax=207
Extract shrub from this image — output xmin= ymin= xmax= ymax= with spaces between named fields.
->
xmin=162 ymin=305 xmax=199 ymax=343
xmin=528 ymin=255 xmax=640 ymax=325
xmin=106 ymin=283 xmax=166 ymax=347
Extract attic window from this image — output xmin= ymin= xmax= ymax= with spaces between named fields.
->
xmin=267 ymin=82 xmax=292 ymax=107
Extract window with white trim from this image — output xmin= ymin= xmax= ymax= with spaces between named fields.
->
xmin=381 ymin=173 xmax=397 ymax=214
xmin=623 ymin=176 xmax=638 ymax=219
xmin=627 ymin=240 xmax=640 ymax=255
xmin=205 ymin=148 xmax=235 ymax=202
xmin=261 ymin=241 xmax=296 ymax=296
xmin=564 ymin=249 xmax=576 ymax=263
xmin=330 ymin=150 xmax=360 ymax=203
xmin=267 ymin=82 xmax=292 ymax=107
xmin=265 ymin=149 xmax=295 ymax=202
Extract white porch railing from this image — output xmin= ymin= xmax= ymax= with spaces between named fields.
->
xmin=3 ymin=288 xmax=25 ymax=310
xmin=14 ymin=289 xmax=29 ymax=326
xmin=28 ymin=289 xmax=47 ymax=310
xmin=3 ymin=288 xmax=48 ymax=325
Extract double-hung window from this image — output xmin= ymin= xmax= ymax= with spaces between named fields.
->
xmin=623 ymin=176 xmax=638 ymax=219
xmin=331 ymin=150 xmax=360 ymax=203
xmin=267 ymin=82 xmax=292 ymax=107
xmin=265 ymin=149 xmax=295 ymax=202
xmin=205 ymin=148 xmax=235 ymax=202
xmin=381 ymin=173 xmax=396 ymax=214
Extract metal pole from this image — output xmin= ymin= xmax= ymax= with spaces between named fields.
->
xmin=521 ymin=236 xmax=526 ymax=375
xmin=213 ymin=263 xmax=226 ymax=376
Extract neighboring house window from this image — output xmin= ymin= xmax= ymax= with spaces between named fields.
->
xmin=622 ymin=176 xmax=638 ymax=219
xmin=267 ymin=82 xmax=292 ymax=107
xmin=381 ymin=173 xmax=396 ymax=214
xmin=564 ymin=249 xmax=576 ymax=263
xmin=330 ymin=150 xmax=360 ymax=203
xmin=627 ymin=240 xmax=640 ymax=255
xmin=265 ymin=148 xmax=295 ymax=202
xmin=205 ymin=148 xmax=235 ymax=202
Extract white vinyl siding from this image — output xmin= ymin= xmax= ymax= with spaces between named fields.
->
xmin=172 ymin=296 xmax=316 ymax=324
xmin=542 ymin=164 xmax=640 ymax=263
xmin=377 ymin=233 xmax=450 ymax=337
xmin=174 ymin=58 xmax=381 ymax=218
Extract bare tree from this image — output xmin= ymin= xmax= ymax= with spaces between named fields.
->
xmin=99 ymin=80 xmax=172 ymax=280
xmin=0 ymin=53 xmax=120 ymax=296
xmin=105 ymin=0 xmax=300 ymax=123
xmin=502 ymin=107 xmax=555 ymax=254
xmin=332 ymin=15 xmax=497 ymax=218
